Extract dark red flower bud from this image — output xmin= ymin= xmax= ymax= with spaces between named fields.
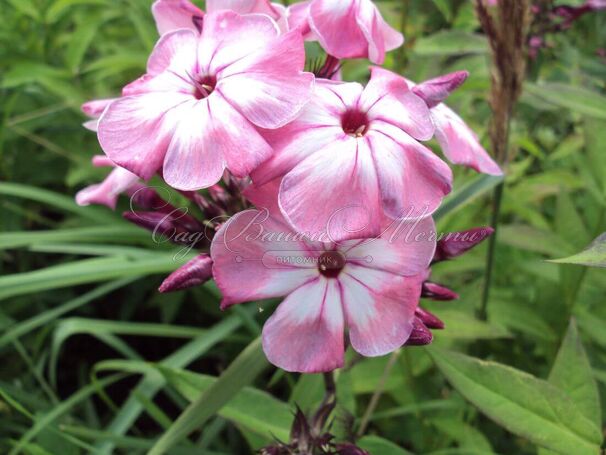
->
xmin=315 ymin=55 xmax=341 ymax=80
xmin=433 ymin=227 xmax=494 ymax=263
xmin=159 ymin=254 xmax=213 ymax=293
xmin=291 ymin=406 xmax=312 ymax=445
xmin=412 ymin=71 xmax=469 ymax=108
xmin=405 ymin=318 xmax=433 ymax=346
xmin=415 ymin=307 xmax=445 ymax=329
xmin=421 ymin=282 xmax=459 ymax=301
xmin=126 ymin=184 xmax=173 ymax=212
xmin=336 ymin=443 xmax=370 ymax=455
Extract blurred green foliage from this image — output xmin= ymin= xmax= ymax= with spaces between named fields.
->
xmin=1 ymin=0 xmax=606 ymax=454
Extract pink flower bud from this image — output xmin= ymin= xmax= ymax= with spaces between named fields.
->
xmin=159 ymin=254 xmax=213 ymax=293
xmin=433 ymin=227 xmax=494 ymax=263
xmin=421 ymin=282 xmax=459 ymax=301
xmin=405 ymin=318 xmax=433 ymax=346
xmin=415 ymin=307 xmax=445 ymax=329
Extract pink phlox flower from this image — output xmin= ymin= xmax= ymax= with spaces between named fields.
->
xmin=251 ymin=66 xmax=451 ymax=242
xmin=81 ymin=98 xmax=116 ymax=132
xmin=211 ymin=198 xmax=437 ymax=372
xmin=97 ymin=11 xmax=314 ymax=191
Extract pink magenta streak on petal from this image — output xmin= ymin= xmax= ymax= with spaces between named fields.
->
xmin=217 ymin=29 xmax=314 ymax=129
xmin=345 ymin=216 xmax=436 ymax=277
xmin=262 ymin=277 xmax=345 ymax=373
xmin=211 ymin=209 xmax=319 ymax=309
xmin=278 ymin=135 xmax=382 ymax=242
xmin=97 ymin=92 xmax=193 ymax=180
xmin=338 ymin=271 xmax=419 ymax=356
xmin=432 ymin=104 xmax=503 ymax=176
xmin=369 ymin=121 xmax=452 ymax=219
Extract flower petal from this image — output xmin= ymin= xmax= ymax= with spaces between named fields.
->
xmin=151 ymin=0 xmax=203 ymax=35
xmin=199 ymin=10 xmax=279 ymax=74
xmin=207 ymin=94 xmax=274 ymax=179
xmin=162 ymin=98 xmax=226 ymax=190
xmin=279 ymin=136 xmax=382 ymax=242
xmin=308 ymin=0 xmax=367 ymax=59
xmin=412 ymin=71 xmax=469 ymax=108
xmin=362 ymin=67 xmax=434 ymax=141
xmin=354 ymin=0 xmax=403 ymax=64
xmin=339 ymin=271 xmax=420 ymax=356
xmin=147 ymin=28 xmax=199 ymax=76
xmin=218 ymin=30 xmax=314 ymax=129
xmin=262 ymin=277 xmax=344 ymax=372
xmin=432 ymin=104 xmax=503 ymax=176
xmin=97 ymin=92 xmax=192 ymax=180
xmin=345 ymin=216 xmax=436 ymax=276
xmin=369 ymin=122 xmax=452 ymax=219
xmin=75 ymin=167 xmax=139 ymax=209
xmin=211 ymin=209 xmax=319 ymax=308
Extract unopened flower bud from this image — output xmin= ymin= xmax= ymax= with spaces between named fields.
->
xmin=159 ymin=254 xmax=213 ymax=293
xmin=433 ymin=227 xmax=494 ymax=263
xmin=415 ymin=307 xmax=445 ymax=329
xmin=421 ymin=282 xmax=459 ymax=301
xmin=405 ymin=318 xmax=433 ymax=346
xmin=412 ymin=71 xmax=469 ymax=108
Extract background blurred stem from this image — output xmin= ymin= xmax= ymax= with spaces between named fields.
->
xmin=476 ymin=0 xmax=531 ymax=321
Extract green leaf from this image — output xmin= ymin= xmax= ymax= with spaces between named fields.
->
xmin=525 ymin=83 xmax=606 ymax=120
xmin=148 ymin=338 xmax=269 ymax=455
xmin=357 ymin=435 xmax=414 ymax=455
xmin=45 ymin=0 xmax=109 ymax=23
xmin=414 ymin=31 xmax=488 ymax=56
xmin=0 ymin=254 xmax=192 ymax=301
xmin=0 ymin=279 xmax=135 ymax=349
xmin=428 ymin=348 xmax=603 ymax=455
xmin=160 ymin=367 xmax=292 ymax=441
xmin=0 ymin=182 xmax=116 ymax=224
xmin=549 ymin=233 xmax=606 ymax=268
xmin=434 ymin=174 xmax=504 ymax=221
xmin=431 ymin=417 xmax=493 ymax=453
xmin=548 ymin=320 xmax=601 ymax=428
xmin=434 ymin=310 xmax=511 ymax=340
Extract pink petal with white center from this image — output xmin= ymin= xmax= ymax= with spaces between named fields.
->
xmin=152 ymin=0 xmax=203 ymax=35
xmin=362 ymin=67 xmax=434 ymax=141
xmin=344 ymin=216 xmax=436 ymax=276
xmin=355 ymin=0 xmax=403 ymax=64
xmin=209 ymin=94 xmax=274 ymax=179
xmin=75 ymin=167 xmax=139 ymax=209
xmin=218 ymin=30 xmax=314 ymax=129
xmin=198 ymin=11 xmax=279 ymax=74
xmin=162 ymin=98 xmax=226 ymax=190
xmin=262 ymin=277 xmax=344 ymax=372
xmin=97 ymin=92 xmax=192 ymax=180
xmin=147 ymin=28 xmax=198 ymax=76
xmin=253 ymin=125 xmax=343 ymax=185
xmin=339 ymin=271 xmax=420 ymax=356
xmin=412 ymin=71 xmax=469 ymax=108
xmin=279 ymin=135 xmax=381 ymax=242
xmin=211 ymin=209 xmax=319 ymax=308
xmin=207 ymin=0 xmax=281 ymax=19
xmin=369 ymin=121 xmax=452 ymax=219
xmin=308 ymin=0 xmax=367 ymax=59
xmin=432 ymin=104 xmax=503 ymax=176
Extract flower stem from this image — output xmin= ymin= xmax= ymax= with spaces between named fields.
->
xmin=356 ymin=350 xmax=399 ymax=437
xmin=478 ymin=181 xmax=504 ymax=320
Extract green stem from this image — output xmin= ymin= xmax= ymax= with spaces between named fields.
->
xmin=478 ymin=181 xmax=505 ymax=320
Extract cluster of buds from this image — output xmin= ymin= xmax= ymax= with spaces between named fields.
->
xmin=407 ymin=227 xmax=495 ymax=346
xmin=260 ymin=376 xmax=369 ymax=455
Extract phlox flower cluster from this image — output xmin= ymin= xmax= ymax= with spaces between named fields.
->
xmin=77 ymin=0 xmax=501 ymax=373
